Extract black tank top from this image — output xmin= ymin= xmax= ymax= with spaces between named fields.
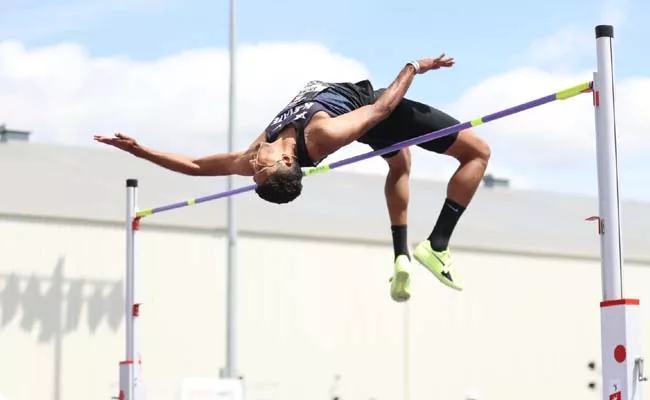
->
xmin=264 ymin=80 xmax=375 ymax=167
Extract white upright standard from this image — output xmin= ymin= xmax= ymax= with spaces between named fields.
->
xmin=119 ymin=178 xmax=144 ymax=400
xmin=592 ymin=24 xmax=647 ymax=400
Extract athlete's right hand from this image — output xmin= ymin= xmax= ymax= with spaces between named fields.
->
xmin=93 ymin=132 xmax=143 ymax=155
xmin=417 ymin=53 xmax=455 ymax=73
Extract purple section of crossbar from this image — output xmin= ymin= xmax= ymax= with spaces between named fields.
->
xmin=144 ymin=87 xmax=584 ymax=216
xmin=149 ymin=183 xmax=257 ymax=215
xmin=483 ymin=93 xmax=556 ymax=124
xmin=329 ymin=92 xmax=557 ymax=170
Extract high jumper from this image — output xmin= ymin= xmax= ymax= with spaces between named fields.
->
xmin=95 ymin=53 xmax=490 ymax=302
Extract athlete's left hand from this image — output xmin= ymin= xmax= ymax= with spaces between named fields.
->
xmin=418 ymin=53 xmax=455 ymax=72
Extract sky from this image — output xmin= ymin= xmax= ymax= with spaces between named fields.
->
xmin=1 ymin=0 xmax=649 ymax=202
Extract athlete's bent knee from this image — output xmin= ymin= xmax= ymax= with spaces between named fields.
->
xmin=446 ymin=129 xmax=490 ymax=164
xmin=386 ymin=148 xmax=412 ymax=174
xmin=471 ymin=132 xmax=491 ymax=163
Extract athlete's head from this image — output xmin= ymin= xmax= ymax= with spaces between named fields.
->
xmin=252 ymin=142 xmax=303 ymax=204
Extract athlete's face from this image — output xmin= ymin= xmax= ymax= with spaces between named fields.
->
xmin=251 ymin=142 xmax=294 ymax=184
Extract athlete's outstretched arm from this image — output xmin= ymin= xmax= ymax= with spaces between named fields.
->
xmin=313 ymin=54 xmax=454 ymax=154
xmin=93 ymin=132 xmax=258 ymax=176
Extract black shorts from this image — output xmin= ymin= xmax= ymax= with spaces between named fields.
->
xmin=357 ymin=89 xmax=460 ymax=158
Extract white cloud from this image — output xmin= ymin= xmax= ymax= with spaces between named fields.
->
xmin=0 ymin=34 xmax=648 ymax=202
xmin=514 ymin=28 xmax=593 ymax=71
xmin=445 ymin=68 xmax=598 ymax=159
xmin=0 ymin=40 xmax=370 ymax=156
xmin=437 ymin=65 xmax=650 ymax=198
xmin=512 ymin=0 xmax=628 ymax=72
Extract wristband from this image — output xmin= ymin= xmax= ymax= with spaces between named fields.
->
xmin=408 ymin=61 xmax=421 ymax=74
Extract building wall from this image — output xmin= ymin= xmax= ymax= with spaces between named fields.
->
xmin=241 ymin=237 xmax=650 ymax=400
xmin=0 ymin=216 xmax=648 ymax=400
xmin=0 ymin=217 xmax=225 ymax=400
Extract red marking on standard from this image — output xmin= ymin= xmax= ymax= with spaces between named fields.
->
xmin=586 ymin=216 xmax=602 ymax=234
xmin=610 ymin=391 xmax=622 ymax=400
xmin=594 ymin=90 xmax=600 ymax=106
xmin=120 ymin=358 xmax=142 ymax=365
xmin=601 ymin=299 xmax=640 ymax=307
xmin=614 ymin=345 xmax=627 ymax=363
xmin=132 ymin=217 xmax=141 ymax=231
xmin=119 ymin=390 xmax=125 ymax=400
xmin=133 ymin=303 xmax=141 ymax=316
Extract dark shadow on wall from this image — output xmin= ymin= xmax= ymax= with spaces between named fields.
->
xmin=0 ymin=256 xmax=124 ymax=400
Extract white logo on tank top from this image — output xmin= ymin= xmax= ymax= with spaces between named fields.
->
xmin=270 ymin=101 xmax=315 ymax=127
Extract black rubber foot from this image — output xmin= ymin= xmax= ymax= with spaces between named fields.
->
xmin=126 ymin=179 xmax=138 ymax=187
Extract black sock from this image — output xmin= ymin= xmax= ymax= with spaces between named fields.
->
xmin=427 ymin=198 xmax=466 ymax=251
xmin=391 ymin=225 xmax=410 ymax=260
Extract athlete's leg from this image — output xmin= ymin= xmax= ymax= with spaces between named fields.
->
xmin=384 ymin=148 xmax=411 ymax=239
xmin=383 ymin=148 xmax=412 ymax=302
xmin=412 ymin=128 xmax=490 ymax=290
xmin=428 ymin=128 xmax=490 ymax=251
xmin=359 ymin=95 xmax=489 ymax=292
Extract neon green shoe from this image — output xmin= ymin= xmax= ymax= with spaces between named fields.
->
xmin=413 ymin=240 xmax=463 ymax=291
xmin=389 ymin=255 xmax=411 ymax=302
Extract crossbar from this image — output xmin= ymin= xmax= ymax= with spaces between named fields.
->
xmin=135 ymin=80 xmax=592 ymax=218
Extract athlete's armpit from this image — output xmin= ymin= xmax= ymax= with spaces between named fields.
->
xmin=312 ymin=63 xmax=419 ymax=155
xmin=310 ymin=104 xmax=388 ymax=154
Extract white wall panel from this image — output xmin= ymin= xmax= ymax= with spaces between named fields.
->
xmin=0 ymin=217 xmax=648 ymax=400
xmin=0 ymin=219 xmax=225 ymax=400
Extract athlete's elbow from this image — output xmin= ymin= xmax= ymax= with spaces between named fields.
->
xmin=373 ymin=103 xmax=392 ymax=119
